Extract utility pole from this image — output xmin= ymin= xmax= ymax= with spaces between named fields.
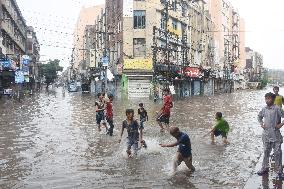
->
xmin=103 ymin=10 xmax=108 ymax=94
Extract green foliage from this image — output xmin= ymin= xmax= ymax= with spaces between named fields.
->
xmin=260 ymin=78 xmax=268 ymax=89
xmin=40 ymin=59 xmax=63 ymax=86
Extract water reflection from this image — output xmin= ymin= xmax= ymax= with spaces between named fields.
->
xmin=0 ymin=88 xmax=278 ymax=188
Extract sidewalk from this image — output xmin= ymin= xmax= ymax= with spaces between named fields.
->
xmin=243 ymin=147 xmax=284 ymax=189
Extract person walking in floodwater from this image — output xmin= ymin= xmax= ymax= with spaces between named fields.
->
xmin=160 ymin=127 xmax=195 ymax=172
xmin=119 ymin=109 xmax=140 ymax=157
xmin=273 ymin=86 xmax=284 ymax=109
xmin=156 ymin=88 xmax=173 ymax=132
xmin=95 ymin=93 xmax=107 ymax=132
xmin=138 ymin=103 xmax=148 ymax=147
xmin=257 ymin=92 xmax=284 ymax=179
xmin=106 ymin=94 xmax=115 ymax=136
xmin=204 ymin=112 xmax=230 ymax=144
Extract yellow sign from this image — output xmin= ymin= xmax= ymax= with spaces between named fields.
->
xmin=167 ymin=24 xmax=182 ymax=36
xmin=124 ymin=59 xmax=153 ymax=70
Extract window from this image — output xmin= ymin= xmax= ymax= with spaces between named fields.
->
xmin=134 ymin=10 xmax=146 ymax=29
xmin=133 ymin=38 xmax=146 ymax=57
xmin=172 ymin=19 xmax=177 ymax=30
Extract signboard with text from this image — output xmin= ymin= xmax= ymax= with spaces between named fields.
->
xmin=15 ymin=70 xmax=25 ymax=84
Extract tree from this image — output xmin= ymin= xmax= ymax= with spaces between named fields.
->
xmin=40 ymin=59 xmax=63 ymax=88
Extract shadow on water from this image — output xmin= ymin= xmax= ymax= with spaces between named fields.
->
xmin=0 ymin=87 xmax=280 ymax=188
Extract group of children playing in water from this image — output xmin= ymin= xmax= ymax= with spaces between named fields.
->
xmin=95 ymin=86 xmax=284 ymax=177
xmin=94 ymin=88 xmax=231 ymax=172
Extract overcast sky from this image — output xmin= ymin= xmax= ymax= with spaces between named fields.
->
xmin=18 ymin=0 xmax=284 ymax=70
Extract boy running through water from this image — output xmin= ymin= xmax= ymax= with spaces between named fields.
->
xmin=156 ymin=88 xmax=173 ymax=132
xmin=160 ymin=127 xmax=195 ymax=172
xmin=273 ymin=86 xmax=284 ymax=109
xmin=95 ymin=93 xmax=107 ymax=132
xmin=205 ymin=112 xmax=230 ymax=144
xmin=138 ymin=103 xmax=148 ymax=147
xmin=257 ymin=92 xmax=284 ymax=179
xmin=119 ymin=109 xmax=140 ymax=157
xmin=106 ymin=94 xmax=114 ymax=136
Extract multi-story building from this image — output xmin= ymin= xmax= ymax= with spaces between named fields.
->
xmin=207 ymin=0 xmax=246 ymax=93
xmin=72 ymin=4 xmax=104 ymax=80
xmin=26 ymin=26 xmax=40 ymax=89
xmin=0 ymin=0 xmax=27 ymax=89
xmin=245 ymin=47 xmax=263 ymax=83
xmin=98 ymin=0 xmax=215 ymax=98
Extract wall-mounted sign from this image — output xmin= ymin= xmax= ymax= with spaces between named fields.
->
xmin=124 ymin=59 xmax=153 ymax=70
xmin=183 ymin=67 xmax=201 ymax=78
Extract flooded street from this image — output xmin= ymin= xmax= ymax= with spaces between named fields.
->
xmin=0 ymin=88 xmax=279 ymax=188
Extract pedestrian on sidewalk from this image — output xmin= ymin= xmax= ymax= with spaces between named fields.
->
xmin=138 ymin=103 xmax=148 ymax=148
xmin=156 ymin=88 xmax=173 ymax=132
xmin=106 ymin=94 xmax=115 ymax=136
xmin=95 ymin=93 xmax=107 ymax=132
xmin=160 ymin=127 xmax=195 ymax=172
xmin=257 ymin=92 xmax=284 ymax=179
xmin=204 ymin=112 xmax=230 ymax=144
xmin=273 ymin=86 xmax=284 ymax=109
xmin=119 ymin=109 xmax=140 ymax=157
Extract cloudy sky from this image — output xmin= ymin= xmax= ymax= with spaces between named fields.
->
xmin=18 ymin=0 xmax=284 ymax=70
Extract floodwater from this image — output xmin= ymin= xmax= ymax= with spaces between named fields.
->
xmin=0 ymin=87 xmax=280 ymax=188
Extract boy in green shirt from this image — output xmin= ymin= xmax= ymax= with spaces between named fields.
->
xmin=205 ymin=112 xmax=230 ymax=144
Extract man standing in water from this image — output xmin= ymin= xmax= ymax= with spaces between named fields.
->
xmin=160 ymin=127 xmax=195 ymax=172
xmin=273 ymin=86 xmax=284 ymax=109
xmin=156 ymin=88 xmax=173 ymax=132
xmin=257 ymin=92 xmax=284 ymax=179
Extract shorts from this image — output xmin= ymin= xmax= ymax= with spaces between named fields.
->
xmin=140 ymin=118 xmax=146 ymax=130
xmin=126 ymin=137 xmax=139 ymax=154
xmin=214 ymin=129 xmax=227 ymax=138
xmin=96 ymin=112 xmax=105 ymax=125
xmin=157 ymin=114 xmax=170 ymax=124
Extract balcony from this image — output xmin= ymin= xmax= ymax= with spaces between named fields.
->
xmin=1 ymin=21 xmax=26 ymax=51
xmin=1 ymin=0 xmax=27 ymax=37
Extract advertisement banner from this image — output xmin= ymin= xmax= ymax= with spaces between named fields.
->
xmin=0 ymin=58 xmax=12 ymax=69
xmin=183 ymin=67 xmax=200 ymax=78
xmin=89 ymin=49 xmax=97 ymax=68
xmin=22 ymin=55 xmax=30 ymax=65
xmin=124 ymin=59 xmax=153 ymax=70
xmin=15 ymin=70 xmax=25 ymax=84
xmin=123 ymin=0 xmax=133 ymax=17
xmin=22 ymin=65 xmax=29 ymax=75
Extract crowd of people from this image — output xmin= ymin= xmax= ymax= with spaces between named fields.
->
xmin=94 ymin=86 xmax=284 ymax=178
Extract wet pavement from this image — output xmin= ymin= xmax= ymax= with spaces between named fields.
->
xmin=0 ymin=87 xmax=282 ymax=188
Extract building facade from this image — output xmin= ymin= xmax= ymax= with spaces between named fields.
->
xmin=245 ymin=47 xmax=264 ymax=83
xmin=72 ymin=5 xmax=104 ymax=79
xmin=95 ymin=0 xmax=217 ymax=98
xmin=207 ymin=0 xmax=246 ymax=93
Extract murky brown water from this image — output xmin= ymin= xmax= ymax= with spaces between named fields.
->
xmin=0 ymin=87 xmax=280 ymax=188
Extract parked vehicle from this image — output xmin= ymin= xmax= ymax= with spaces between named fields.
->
xmin=68 ymin=83 xmax=77 ymax=92
xmin=81 ymin=83 xmax=90 ymax=93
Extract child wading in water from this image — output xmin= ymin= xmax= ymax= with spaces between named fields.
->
xmin=119 ymin=109 xmax=140 ymax=157
xmin=106 ymin=94 xmax=114 ymax=136
xmin=160 ymin=127 xmax=195 ymax=172
xmin=205 ymin=112 xmax=230 ymax=144
xmin=257 ymin=92 xmax=284 ymax=179
xmin=95 ymin=93 xmax=107 ymax=132
xmin=138 ymin=103 xmax=148 ymax=148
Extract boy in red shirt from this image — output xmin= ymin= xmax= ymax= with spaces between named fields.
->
xmin=156 ymin=88 xmax=173 ymax=132
xmin=106 ymin=94 xmax=115 ymax=136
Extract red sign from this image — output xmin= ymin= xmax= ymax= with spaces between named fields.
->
xmin=183 ymin=67 xmax=200 ymax=78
